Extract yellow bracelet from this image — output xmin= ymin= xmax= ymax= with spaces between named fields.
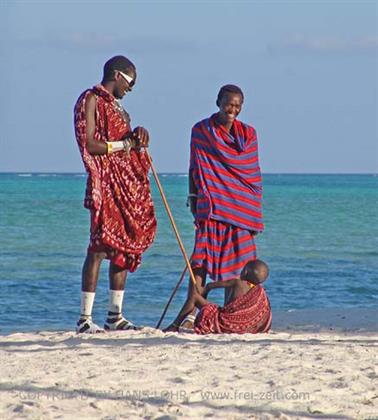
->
xmin=107 ymin=142 xmax=113 ymax=154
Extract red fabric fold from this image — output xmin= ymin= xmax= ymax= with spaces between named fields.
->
xmin=194 ymin=285 xmax=272 ymax=334
xmin=74 ymin=85 xmax=157 ymax=270
xmin=189 ymin=114 xmax=264 ymax=232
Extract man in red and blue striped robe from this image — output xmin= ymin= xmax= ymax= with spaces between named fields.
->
xmin=165 ymin=85 xmax=265 ymax=332
xmin=186 ymin=84 xmax=264 ymax=312
xmin=189 ymin=84 xmax=263 ymax=278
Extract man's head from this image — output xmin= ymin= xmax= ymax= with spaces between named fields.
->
xmin=240 ymin=259 xmax=269 ymax=285
xmin=102 ymin=55 xmax=136 ymax=99
xmin=216 ymin=84 xmax=244 ymax=125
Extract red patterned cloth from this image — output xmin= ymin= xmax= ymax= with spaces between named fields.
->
xmin=194 ymin=285 xmax=272 ymax=334
xmin=74 ymin=84 xmax=157 ymax=270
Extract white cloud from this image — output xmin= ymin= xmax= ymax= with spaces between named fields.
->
xmin=267 ymin=35 xmax=378 ymax=56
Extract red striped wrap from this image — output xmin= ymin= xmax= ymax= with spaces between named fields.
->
xmin=194 ymin=285 xmax=272 ymax=335
xmin=190 ymin=115 xmax=263 ymax=281
xmin=190 ymin=114 xmax=264 ymax=232
xmin=191 ymin=220 xmax=257 ymax=281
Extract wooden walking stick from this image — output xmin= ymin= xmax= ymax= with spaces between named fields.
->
xmin=145 ymin=150 xmax=199 ymax=290
xmin=155 ymin=265 xmax=188 ymax=329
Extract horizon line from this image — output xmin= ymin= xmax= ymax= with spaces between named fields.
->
xmin=0 ymin=171 xmax=377 ymax=176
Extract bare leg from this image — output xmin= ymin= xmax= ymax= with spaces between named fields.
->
xmin=163 ymin=266 xmax=206 ymax=331
xmin=104 ymin=262 xmax=137 ymax=330
xmin=109 ymin=262 xmax=127 ymax=291
xmin=81 ymin=252 xmax=107 ymax=292
xmin=180 ymin=266 xmax=207 ymax=328
xmin=189 ymin=266 xmax=207 ymax=295
xmin=77 ymin=252 xmax=107 ymax=333
xmin=163 ymin=292 xmax=209 ymax=332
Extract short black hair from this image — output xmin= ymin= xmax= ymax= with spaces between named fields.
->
xmin=242 ymin=259 xmax=269 ymax=285
xmin=217 ymin=84 xmax=244 ymax=104
xmin=103 ymin=55 xmax=135 ymax=82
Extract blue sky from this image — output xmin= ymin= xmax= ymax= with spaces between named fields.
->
xmin=1 ymin=0 xmax=377 ymax=173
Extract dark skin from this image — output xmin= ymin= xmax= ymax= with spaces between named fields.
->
xmin=81 ymin=67 xmax=149 ymax=293
xmin=181 ymin=91 xmax=245 ymax=326
xmin=216 ymin=92 xmax=243 ymax=132
xmin=164 ymin=270 xmax=256 ymax=333
xmin=84 ymin=68 xmax=149 ymax=156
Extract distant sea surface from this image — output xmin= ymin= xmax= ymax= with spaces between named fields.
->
xmin=0 ymin=173 xmax=377 ymax=333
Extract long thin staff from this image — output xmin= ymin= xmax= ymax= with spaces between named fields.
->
xmin=155 ymin=265 xmax=188 ymax=329
xmin=145 ymin=151 xmax=198 ymax=290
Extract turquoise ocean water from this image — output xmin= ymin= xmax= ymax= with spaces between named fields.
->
xmin=0 ymin=173 xmax=377 ymax=334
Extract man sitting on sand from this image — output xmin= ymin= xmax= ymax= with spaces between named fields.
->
xmin=164 ymin=259 xmax=272 ymax=334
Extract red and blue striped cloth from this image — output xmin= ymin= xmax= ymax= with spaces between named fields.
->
xmin=192 ymin=220 xmax=257 ymax=281
xmin=190 ymin=114 xmax=264 ymax=281
xmin=190 ymin=114 xmax=264 ymax=232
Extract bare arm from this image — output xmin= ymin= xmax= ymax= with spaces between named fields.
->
xmin=189 ymin=169 xmax=197 ymax=195
xmin=84 ymin=93 xmax=139 ymax=155
xmin=188 ymin=168 xmax=197 ymax=216
xmin=85 ymin=93 xmax=107 ymax=155
xmin=204 ymin=279 xmax=238 ymax=298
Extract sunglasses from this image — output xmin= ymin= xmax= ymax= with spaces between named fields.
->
xmin=118 ymin=70 xmax=135 ymax=88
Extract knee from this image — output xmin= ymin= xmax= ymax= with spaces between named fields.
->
xmin=87 ymin=252 xmax=106 ymax=264
xmin=191 ymin=280 xmax=205 ymax=294
xmin=110 ymin=262 xmax=126 ymax=275
xmin=192 ymin=268 xmax=206 ymax=287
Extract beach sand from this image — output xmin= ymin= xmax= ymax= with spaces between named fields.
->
xmin=0 ymin=310 xmax=377 ymax=420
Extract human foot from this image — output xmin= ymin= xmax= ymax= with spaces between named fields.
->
xmin=163 ymin=323 xmax=179 ymax=333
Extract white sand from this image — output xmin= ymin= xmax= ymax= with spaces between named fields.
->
xmin=0 ymin=319 xmax=377 ymax=419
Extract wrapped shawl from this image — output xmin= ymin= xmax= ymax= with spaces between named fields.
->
xmin=74 ymin=84 xmax=156 ymax=270
xmin=194 ymin=285 xmax=272 ymax=334
xmin=190 ymin=114 xmax=264 ymax=232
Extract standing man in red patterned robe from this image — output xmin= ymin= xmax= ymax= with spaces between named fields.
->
xmin=74 ymin=55 xmax=157 ymax=333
